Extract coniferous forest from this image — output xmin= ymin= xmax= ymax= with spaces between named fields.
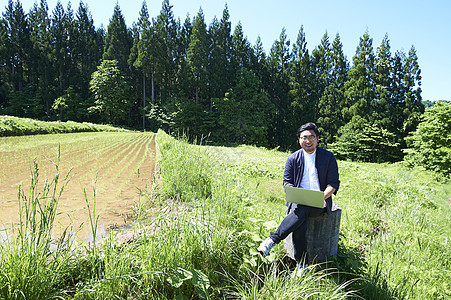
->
xmin=0 ymin=0 xmax=425 ymax=161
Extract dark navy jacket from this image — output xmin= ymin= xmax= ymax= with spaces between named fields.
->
xmin=283 ymin=147 xmax=340 ymax=215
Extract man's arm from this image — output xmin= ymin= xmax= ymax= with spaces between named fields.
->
xmin=322 ymin=185 xmax=336 ymax=207
xmin=283 ymin=155 xmax=295 ymax=187
xmin=324 ymin=185 xmax=336 ymax=200
xmin=325 ymin=153 xmax=340 ymax=193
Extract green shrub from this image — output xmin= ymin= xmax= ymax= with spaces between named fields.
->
xmin=0 ymin=115 xmax=126 ymax=136
xmin=329 ymin=116 xmax=401 ymax=162
xmin=404 ymin=101 xmax=451 ymax=178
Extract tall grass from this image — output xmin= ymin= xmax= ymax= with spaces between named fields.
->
xmin=65 ymin=130 xmax=359 ymax=299
xmin=335 ymin=161 xmax=450 ymax=299
xmin=146 ymin=131 xmax=356 ymax=299
xmin=228 ymin=265 xmax=358 ymax=299
xmin=0 ymin=150 xmax=75 ymax=299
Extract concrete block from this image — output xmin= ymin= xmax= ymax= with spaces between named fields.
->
xmin=284 ymin=203 xmax=342 ymax=262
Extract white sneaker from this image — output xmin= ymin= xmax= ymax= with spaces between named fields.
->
xmin=292 ymin=264 xmax=309 ymax=277
xmin=257 ymin=237 xmax=275 ymax=257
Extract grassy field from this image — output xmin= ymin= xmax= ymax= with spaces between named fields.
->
xmin=201 ymin=139 xmax=450 ymax=299
xmin=0 ymin=129 xmax=449 ymax=299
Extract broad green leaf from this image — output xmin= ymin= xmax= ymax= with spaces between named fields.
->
xmin=263 ymin=220 xmax=278 ymax=229
xmin=191 ymin=269 xmax=210 ymax=289
xmin=250 ymin=233 xmax=262 ymax=242
xmin=249 ymin=248 xmax=259 ymax=256
xmin=176 ymin=267 xmax=193 ymax=280
xmin=192 ymin=269 xmax=210 ymax=300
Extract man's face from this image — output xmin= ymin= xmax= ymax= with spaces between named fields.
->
xmin=298 ymin=130 xmax=318 ymax=154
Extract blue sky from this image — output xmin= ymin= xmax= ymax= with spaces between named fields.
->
xmin=15 ymin=0 xmax=451 ymax=101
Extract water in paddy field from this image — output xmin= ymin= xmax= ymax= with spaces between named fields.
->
xmin=0 ymin=132 xmax=157 ymax=247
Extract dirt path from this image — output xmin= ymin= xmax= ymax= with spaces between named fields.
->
xmin=0 ymin=132 xmax=157 ymax=241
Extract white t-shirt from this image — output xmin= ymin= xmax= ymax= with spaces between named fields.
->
xmin=300 ymin=149 xmax=320 ymax=191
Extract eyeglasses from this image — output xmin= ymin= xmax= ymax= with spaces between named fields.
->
xmin=299 ymin=135 xmax=317 ymax=142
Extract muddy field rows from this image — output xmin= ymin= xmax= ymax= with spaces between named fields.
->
xmin=0 ymin=132 xmax=156 ymax=240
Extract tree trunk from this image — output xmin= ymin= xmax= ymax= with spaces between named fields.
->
xmin=151 ymin=72 xmax=155 ymax=104
xmin=143 ymin=74 xmax=146 ymax=131
xmin=195 ymin=87 xmax=198 ymax=104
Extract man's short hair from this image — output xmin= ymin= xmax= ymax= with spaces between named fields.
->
xmin=297 ymin=122 xmax=320 ymax=138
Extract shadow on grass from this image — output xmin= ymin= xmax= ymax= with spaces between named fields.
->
xmin=327 ymin=241 xmax=409 ymax=300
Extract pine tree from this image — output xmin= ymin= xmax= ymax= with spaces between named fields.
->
xmin=374 ymin=34 xmax=394 ymax=127
xmin=317 ymin=33 xmax=349 ymax=145
xmin=231 ymin=22 xmax=252 ymax=77
xmin=187 ymin=8 xmax=208 ymax=105
xmin=103 ymin=3 xmax=132 ymax=74
xmin=0 ymin=17 xmax=8 ymax=106
xmin=2 ymin=0 xmax=36 ymax=117
xmin=311 ymin=32 xmax=332 ymax=125
xmin=402 ymin=46 xmax=424 ymax=137
xmin=129 ymin=1 xmax=151 ymax=124
xmin=389 ymin=46 xmax=424 ymax=152
xmin=253 ymin=36 xmax=268 ymax=83
xmin=128 ymin=2 xmax=150 ymax=129
xmin=63 ymin=1 xmax=78 ymax=97
xmin=3 ymin=0 xmax=32 ymax=93
xmin=50 ymin=1 xmax=68 ymax=94
xmin=207 ymin=6 xmax=233 ymax=102
xmin=268 ymin=27 xmax=292 ymax=148
xmin=219 ymin=4 xmax=233 ymax=93
xmin=154 ymin=0 xmax=178 ymax=101
xmin=137 ymin=2 xmax=170 ymax=106
xmin=72 ymin=1 xmax=103 ymax=104
xmin=343 ymin=31 xmax=376 ymax=124
xmin=207 ymin=16 xmax=221 ymax=100
xmin=28 ymin=0 xmax=52 ymax=116
xmin=289 ymin=26 xmax=311 ymax=131
xmin=128 ymin=24 xmax=143 ymax=128
xmin=174 ymin=14 xmax=192 ymax=99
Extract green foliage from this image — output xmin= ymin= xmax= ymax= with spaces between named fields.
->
xmin=329 ymin=116 xmax=401 ymax=162
xmin=336 ymin=161 xmax=450 ymax=299
xmin=343 ymin=31 xmax=376 ymax=123
xmin=289 ymin=26 xmax=313 ymax=127
xmin=103 ymin=4 xmax=132 ymax=73
xmin=5 ymin=87 xmax=44 ymax=118
xmin=158 ymin=132 xmax=214 ymax=201
xmin=214 ymin=68 xmax=274 ymax=146
xmin=404 ymin=101 xmax=451 ymax=177
xmin=170 ymin=101 xmax=215 ymax=139
xmin=146 ymin=102 xmax=173 ymax=132
xmin=0 ymin=115 xmax=126 ymax=136
xmin=89 ymin=60 xmax=132 ymax=124
xmin=51 ymin=86 xmax=82 ymax=121
xmin=0 ymin=2 xmax=430 ymax=156
xmin=187 ymin=9 xmax=208 ymax=105
xmin=317 ymin=33 xmax=349 ymax=146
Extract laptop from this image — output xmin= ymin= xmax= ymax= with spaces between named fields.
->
xmin=284 ymin=186 xmax=324 ymax=208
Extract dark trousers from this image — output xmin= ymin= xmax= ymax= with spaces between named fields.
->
xmin=269 ymin=204 xmax=325 ymax=263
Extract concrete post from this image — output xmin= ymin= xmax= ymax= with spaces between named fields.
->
xmin=284 ymin=203 xmax=342 ymax=262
